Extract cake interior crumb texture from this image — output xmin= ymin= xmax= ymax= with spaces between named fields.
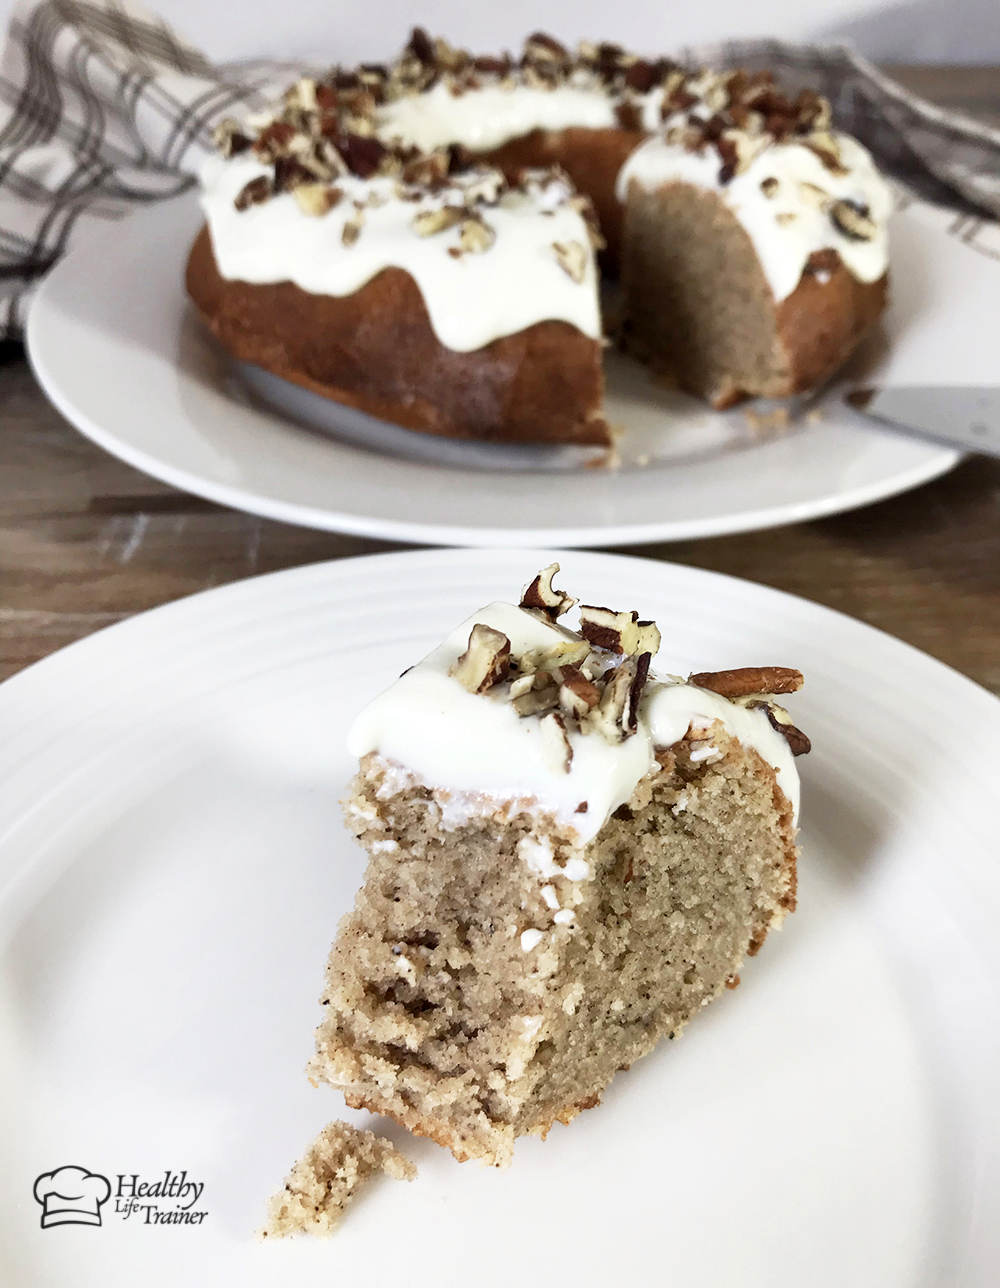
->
xmin=310 ymin=723 xmax=796 ymax=1168
xmin=262 ymin=1120 xmax=416 ymax=1237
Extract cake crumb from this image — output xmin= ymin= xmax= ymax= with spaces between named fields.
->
xmin=261 ymin=1121 xmax=415 ymax=1238
xmin=743 ymin=405 xmax=791 ymax=435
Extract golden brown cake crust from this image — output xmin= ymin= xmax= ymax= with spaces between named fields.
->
xmin=775 ymin=258 xmax=888 ymax=399
xmin=185 ymin=225 xmax=611 ymax=446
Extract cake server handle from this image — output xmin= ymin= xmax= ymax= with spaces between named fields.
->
xmin=843 ymin=387 xmax=1000 ymax=459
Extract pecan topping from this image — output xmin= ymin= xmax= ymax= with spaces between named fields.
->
xmin=341 ymin=204 xmax=365 ymax=246
xmin=458 ymin=217 xmax=495 ymax=254
xmin=558 ymin=666 xmax=601 ymax=719
xmin=450 ymin=624 xmax=511 ymax=693
xmin=513 ymin=679 xmax=560 ymax=717
xmin=342 ymin=134 xmax=386 ymax=179
xmin=519 ymin=563 xmax=577 ymax=619
xmin=552 ymin=240 xmax=588 ymax=284
xmin=523 ymin=31 xmax=572 ymax=69
xmin=687 ymin=666 xmax=804 ymax=698
xmin=829 ymin=197 xmax=877 ymax=241
xmin=407 ymin=26 xmax=436 ymax=66
xmin=212 ymin=117 xmax=252 ymax=159
xmin=412 ymin=206 xmax=463 ymax=236
xmin=760 ymin=704 xmax=812 ymax=756
xmin=293 ymin=183 xmax=343 ymax=216
xmin=585 ymin=657 xmax=646 ymax=743
xmin=579 ymin=606 xmax=661 ymax=657
xmin=233 ymin=176 xmax=272 ymax=211
xmin=273 ymin=155 xmax=316 ymax=193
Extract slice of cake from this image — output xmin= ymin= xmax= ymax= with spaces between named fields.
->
xmin=187 ymin=83 xmax=609 ymax=446
xmin=261 ymin=1120 xmax=415 ymax=1237
xmin=309 ymin=565 xmax=810 ymax=1168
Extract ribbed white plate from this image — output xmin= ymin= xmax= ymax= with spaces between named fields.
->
xmin=2 ymin=549 xmax=999 ymax=1287
xmin=25 ymin=196 xmax=958 ymax=547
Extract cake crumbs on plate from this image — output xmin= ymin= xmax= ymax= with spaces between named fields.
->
xmin=261 ymin=1120 xmax=415 ymax=1238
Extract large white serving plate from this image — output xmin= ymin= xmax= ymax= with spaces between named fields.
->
xmin=25 ymin=196 xmax=958 ymax=547
xmin=3 ymin=548 xmax=999 ymax=1287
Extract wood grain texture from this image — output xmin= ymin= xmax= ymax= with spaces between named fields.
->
xmin=2 ymin=66 xmax=999 ymax=693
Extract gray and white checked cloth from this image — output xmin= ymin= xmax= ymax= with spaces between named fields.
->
xmin=2 ymin=0 xmax=1000 ymax=340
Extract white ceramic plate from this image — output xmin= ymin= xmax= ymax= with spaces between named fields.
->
xmin=2 ymin=548 xmax=1000 ymax=1287
xmin=25 ymin=196 xmax=958 ymax=547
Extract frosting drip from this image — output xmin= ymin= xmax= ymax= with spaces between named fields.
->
xmin=347 ymin=599 xmax=801 ymax=845
xmin=199 ymin=155 xmax=600 ymax=352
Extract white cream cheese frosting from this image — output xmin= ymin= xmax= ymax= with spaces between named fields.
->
xmin=199 ymin=155 xmax=600 ymax=352
xmin=376 ymin=78 xmax=662 ymax=154
xmin=347 ymin=598 xmax=800 ymax=846
xmin=617 ymin=128 xmax=891 ymax=302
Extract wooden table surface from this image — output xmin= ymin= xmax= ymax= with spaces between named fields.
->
xmin=2 ymin=66 xmax=999 ymax=693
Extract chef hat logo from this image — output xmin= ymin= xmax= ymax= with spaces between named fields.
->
xmin=33 ymin=1166 xmax=111 ymax=1228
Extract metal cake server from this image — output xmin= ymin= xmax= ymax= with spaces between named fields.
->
xmin=844 ymin=387 xmax=1000 ymax=459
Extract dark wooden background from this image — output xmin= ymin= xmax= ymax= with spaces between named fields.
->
xmin=2 ymin=66 xmax=998 ymax=693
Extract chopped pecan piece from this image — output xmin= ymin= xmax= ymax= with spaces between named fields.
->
xmin=458 ymin=217 xmax=495 ymax=253
xmin=558 ymin=666 xmax=601 ymax=719
xmin=578 ymin=606 xmax=661 ymax=658
xmin=513 ymin=681 xmax=560 ymax=717
xmin=523 ymin=31 xmax=571 ymax=67
xmin=212 ymin=117 xmax=252 ymax=158
xmin=552 ymin=240 xmax=588 ymax=284
xmin=585 ymin=655 xmax=651 ymax=743
xmin=624 ymin=59 xmax=657 ymax=93
xmin=687 ymin=666 xmax=804 ymax=698
xmin=342 ymin=204 xmax=365 ymax=246
xmin=586 ymin=660 xmax=634 ymax=743
xmin=402 ymin=151 xmax=450 ymax=187
xmin=627 ymin=652 xmax=652 ymax=732
xmin=293 ymin=183 xmax=343 ymax=216
xmin=412 ymin=206 xmax=463 ymax=236
xmin=587 ymin=653 xmax=653 ymax=743
xmin=342 ymin=134 xmax=386 ymax=178
xmin=234 ymin=176 xmax=272 ymax=211
xmin=450 ymin=624 xmax=511 ymax=693
xmin=273 ymin=155 xmax=316 ymax=192
xmin=515 ymin=638 xmax=590 ymax=675
xmin=407 ymin=27 xmax=436 ymax=66
xmin=829 ymin=197 xmax=877 ymax=241
xmin=759 ymin=703 xmax=812 ymax=755
xmin=519 ymin=563 xmax=577 ymax=619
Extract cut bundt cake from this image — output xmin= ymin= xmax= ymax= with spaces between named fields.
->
xmin=308 ymin=565 xmax=810 ymax=1167
xmin=188 ymin=30 xmax=891 ymax=441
